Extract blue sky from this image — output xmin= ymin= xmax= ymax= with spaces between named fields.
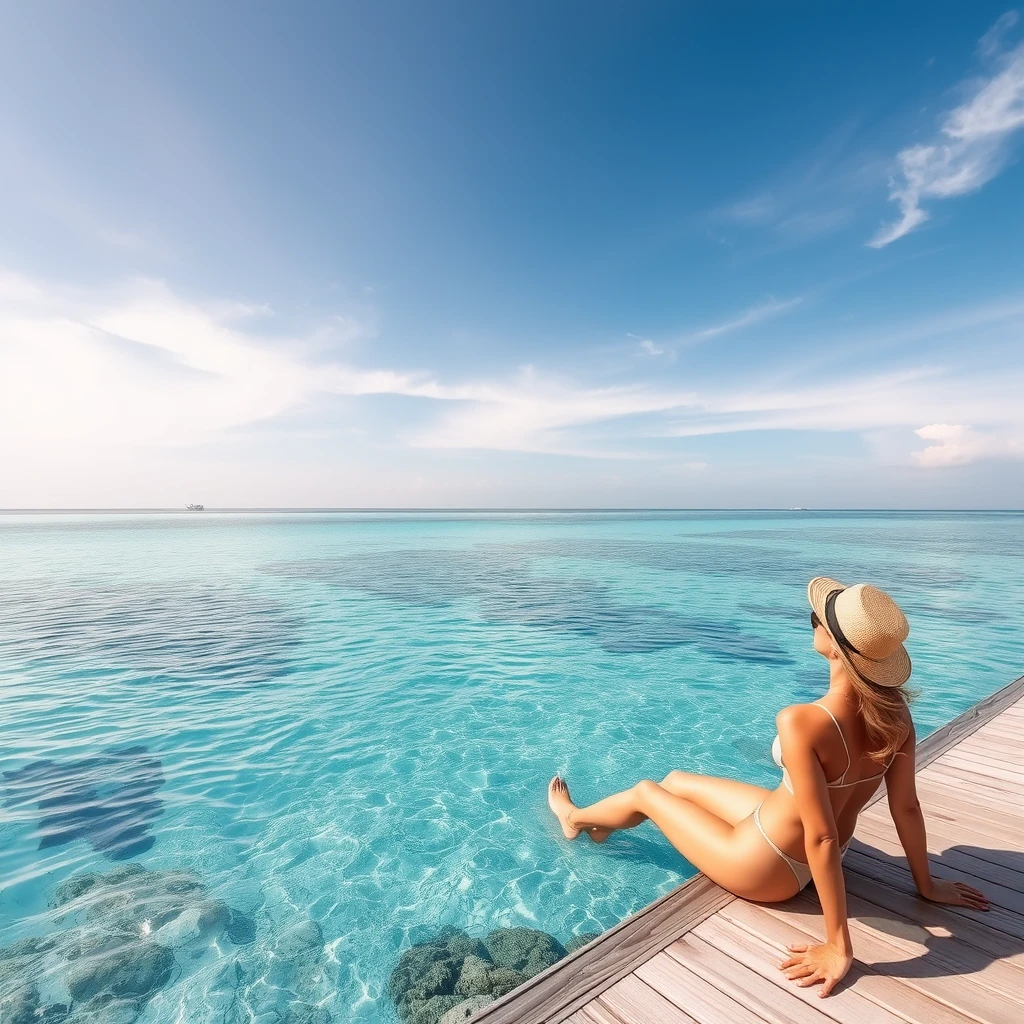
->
xmin=2 ymin=3 xmax=1023 ymax=508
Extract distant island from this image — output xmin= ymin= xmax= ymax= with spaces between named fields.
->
xmin=186 ymin=504 xmax=205 ymax=511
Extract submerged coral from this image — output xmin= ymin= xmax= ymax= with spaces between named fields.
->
xmin=0 ymin=864 xmax=263 ymax=1024
xmin=389 ymin=925 xmax=577 ymax=1024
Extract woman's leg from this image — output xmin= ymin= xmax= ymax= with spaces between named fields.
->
xmin=548 ymin=772 xmax=769 ymax=843
xmin=551 ymin=776 xmax=792 ymax=899
xmin=657 ymin=770 xmax=770 ymax=826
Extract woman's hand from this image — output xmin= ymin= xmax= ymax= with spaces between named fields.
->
xmin=779 ymin=941 xmax=853 ymax=998
xmin=920 ymin=878 xmax=990 ymax=910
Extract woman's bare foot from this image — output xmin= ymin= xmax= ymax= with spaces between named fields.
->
xmin=548 ymin=776 xmax=613 ymax=842
xmin=548 ymin=776 xmax=581 ymax=839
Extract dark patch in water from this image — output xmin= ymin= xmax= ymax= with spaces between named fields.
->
xmin=267 ymin=552 xmax=793 ymax=663
xmin=3 ymin=746 xmax=165 ymax=860
xmin=739 ymin=602 xmax=804 ymax=621
xmin=2 ymin=582 xmax=303 ymax=692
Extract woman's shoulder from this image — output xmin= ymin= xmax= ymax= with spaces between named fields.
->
xmin=775 ymin=702 xmax=833 ymax=737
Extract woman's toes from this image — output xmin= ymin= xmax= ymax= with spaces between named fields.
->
xmin=547 ymin=775 xmax=581 ymax=840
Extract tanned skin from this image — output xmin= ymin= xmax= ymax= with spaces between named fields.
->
xmin=547 ymin=616 xmax=989 ymax=997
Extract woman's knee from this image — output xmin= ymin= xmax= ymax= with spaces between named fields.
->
xmin=634 ymin=779 xmax=663 ymax=810
xmin=660 ymin=769 xmax=692 ymax=793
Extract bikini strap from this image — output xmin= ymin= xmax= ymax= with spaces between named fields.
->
xmin=813 ymin=702 xmax=851 ymax=784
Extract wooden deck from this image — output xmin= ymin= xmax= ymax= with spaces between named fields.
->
xmin=472 ymin=674 xmax=1024 ymax=1024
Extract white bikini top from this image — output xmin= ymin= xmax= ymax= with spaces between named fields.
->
xmin=772 ymin=702 xmax=895 ymax=795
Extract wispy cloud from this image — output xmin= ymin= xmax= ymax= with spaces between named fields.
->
xmin=870 ymin=12 xmax=1024 ymax=247
xmin=627 ymin=332 xmax=665 ymax=356
xmin=683 ymin=297 xmax=803 ymax=343
xmin=3 ymin=270 xmax=1022 ymax=484
xmin=622 ymin=298 xmax=803 ymax=363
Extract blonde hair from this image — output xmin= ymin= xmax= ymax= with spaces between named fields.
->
xmin=848 ymin=671 xmax=918 ymax=761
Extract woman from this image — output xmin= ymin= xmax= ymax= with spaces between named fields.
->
xmin=547 ymin=577 xmax=989 ymax=998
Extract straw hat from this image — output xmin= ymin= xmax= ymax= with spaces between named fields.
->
xmin=807 ymin=577 xmax=911 ymax=687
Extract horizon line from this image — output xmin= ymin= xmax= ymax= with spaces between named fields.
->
xmin=1 ymin=507 xmax=1022 ymax=514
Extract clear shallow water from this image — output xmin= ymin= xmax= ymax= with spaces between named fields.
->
xmin=1 ymin=510 xmax=1021 ymax=1022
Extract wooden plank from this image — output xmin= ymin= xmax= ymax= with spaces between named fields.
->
xmin=634 ymin=950 xmax=768 ymax=1023
xmin=847 ymin=829 xmax=1024 ymax=895
xmin=919 ymin=764 xmax=1023 ymax=800
xmin=696 ymin=913 xmax=974 ymax=1024
xmin=896 ymin=787 xmax=1024 ymax=842
xmin=958 ymin=724 xmax=1020 ymax=747
xmin=596 ymin=974 xmax=701 ymax=1024
xmin=839 ymin=859 xmax=1024 ymax=969
xmin=843 ymin=848 xmax=1024 ymax=940
xmin=935 ymin=750 xmax=1024 ymax=782
xmin=694 ymin=912 xmax=908 ymax=1024
xmin=969 ymin=723 xmax=1021 ymax=743
xmin=913 ymin=779 xmax=1024 ymax=826
xmin=571 ymin=1004 xmax=626 ymax=1024
xmin=941 ymin=729 xmax=1024 ymax=751
xmin=914 ymin=774 xmax=1023 ymax=817
xmin=922 ymin=764 xmax=1022 ymax=801
xmin=784 ymin=887 xmax=1024 ymax=1007
xmin=854 ymin=813 xmax=1024 ymax=875
xmin=907 ymin=677 xmax=1024 ymax=773
xmin=666 ymin=933 xmax=835 ymax=1024
xmin=944 ymin=726 xmax=1024 ymax=752
xmin=468 ymin=873 xmax=733 ymax=1024
xmin=728 ymin=897 xmax=1021 ymax=1024
xmin=860 ymin=802 xmax=1024 ymax=852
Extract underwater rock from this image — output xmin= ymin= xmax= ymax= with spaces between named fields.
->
xmin=276 ymin=919 xmax=324 ymax=959
xmin=280 ymin=1003 xmax=332 ymax=1024
xmin=2 ymin=746 xmax=165 ymax=860
xmin=453 ymin=955 xmax=524 ymax=999
xmin=0 ymin=981 xmax=39 ymax=1024
xmin=564 ymin=932 xmax=601 ymax=954
xmin=390 ymin=925 xmax=558 ymax=1024
xmin=64 ymin=940 xmax=175 ymax=1003
xmin=439 ymin=997 xmax=493 ymax=1024
xmin=152 ymin=898 xmax=230 ymax=951
xmin=53 ymin=864 xmax=225 ymax=946
xmin=66 ymin=996 xmax=141 ymax=1024
xmin=36 ymin=1004 xmax=70 ymax=1023
xmin=226 ymin=908 xmax=257 ymax=945
xmin=4 ymin=866 xmax=265 ymax=1024
xmin=482 ymin=927 xmax=566 ymax=978
xmin=406 ymin=994 xmax=463 ymax=1024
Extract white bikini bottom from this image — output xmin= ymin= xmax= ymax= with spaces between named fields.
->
xmin=753 ymin=801 xmax=851 ymax=890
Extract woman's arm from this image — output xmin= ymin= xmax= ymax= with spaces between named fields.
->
xmin=776 ymin=706 xmax=852 ymax=997
xmin=885 ymin=718 xmax=989 ymax=911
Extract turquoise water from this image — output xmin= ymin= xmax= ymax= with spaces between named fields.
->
xmin=1 ymin=510 xmax=1021 ymax=1022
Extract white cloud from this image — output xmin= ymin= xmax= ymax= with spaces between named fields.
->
xmin=3 ymin=270 xmax=1023 ymax=501
xmin=911 ymin=423 xmax=1023 ymax=467
xmin=0 ymin=274 xmax=435 ymax=460
xmin=870 ymin=17 xmax=1024 ymax=247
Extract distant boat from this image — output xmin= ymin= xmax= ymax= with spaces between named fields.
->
xmin=186 ymin=503 xmax=205 ymax=511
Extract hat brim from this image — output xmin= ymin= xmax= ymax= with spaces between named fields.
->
xmin=807 ymin=576 xmax=911 ymax=688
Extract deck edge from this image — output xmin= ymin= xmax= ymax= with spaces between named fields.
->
xmin=469 ymin=672 xmax=1024 ymax=1024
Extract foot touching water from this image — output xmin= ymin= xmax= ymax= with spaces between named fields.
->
xmin=547 ymin=775 xmax=612 ymax=842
